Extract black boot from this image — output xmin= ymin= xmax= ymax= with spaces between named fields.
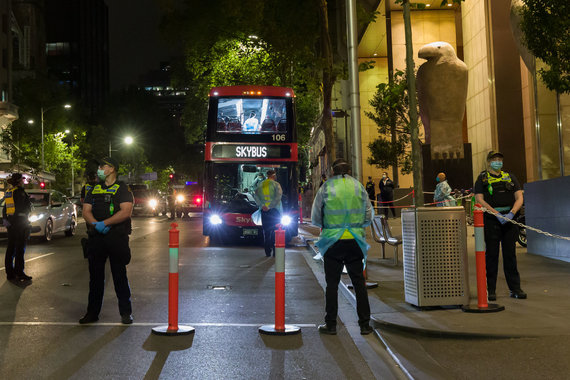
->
xmin=318 ymin=323 xmax=337 ymax=335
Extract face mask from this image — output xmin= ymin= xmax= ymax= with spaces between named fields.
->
xmin=436 ymin=177 xmax=440 ymax=183
xmin=490 ymin=161 xmax=503 ymax=171
xmin=382 ymin=175 xmax=387 ymax=179
xmin=97 ymin=169 xmax=107 ymax=180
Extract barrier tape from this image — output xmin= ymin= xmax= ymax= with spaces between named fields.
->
xmin=475 ymin=206 xmax=570 ymax=242
xmin=374 ymin=193 xmax=474 ymax=209
xmin=370 ymin=191 xmax=414 ymax=205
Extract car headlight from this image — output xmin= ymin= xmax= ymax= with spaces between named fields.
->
xmin=281 ymin=215 xmax=292 ymax=226
xmin=148 ymin=199 xmax=158 ymax=207
xmin=209 ymin=214 xmax=222 ymax=225
xmin=176 ymin=194 xmax=185 ymax=203
xmin=29 ymin=214 xmax=44 ymax=223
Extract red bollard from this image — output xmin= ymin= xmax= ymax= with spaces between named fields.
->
xmin=463 ymin=205 xmax=504 ymax=313
xmin=152 ymin=223 xmax=195 ymax=335
xmin=259 ymin=225 xmax=301 ymax=335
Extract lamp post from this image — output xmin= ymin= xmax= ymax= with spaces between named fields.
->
xmin=65 ymin=129 xmax=75 ymax=196
xmin=109 ymin=135 xmax=134 ymax=157
xmin=39 ymin=104 xmax=71 ymax=171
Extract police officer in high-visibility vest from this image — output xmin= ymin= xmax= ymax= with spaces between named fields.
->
xmin=3 ymin=173 xmax=32 ymax=282
xmin=80 ymin=157 xmax=135 ymax=324
xmin=475 ymin=151 xmax=526 ymax=301
xmin=311 ymin=159 xmax=374 ymax=335
xmin=253 ymin=169 xmax=282 ymax=257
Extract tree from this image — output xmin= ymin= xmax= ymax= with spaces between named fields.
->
xmin=519 ymin=0 xmax=570 ymax=93
xmin=366 ymin=70 xmax=414 ymax=173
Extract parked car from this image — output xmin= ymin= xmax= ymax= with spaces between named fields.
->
xmin=27 ymin=189 xmax=77 ymax=241
xmin=0 ymin=189 xmax=77 ymax=241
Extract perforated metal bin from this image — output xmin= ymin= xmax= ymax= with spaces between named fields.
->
xmin=401 ymin=207 xmax=469 ymax=307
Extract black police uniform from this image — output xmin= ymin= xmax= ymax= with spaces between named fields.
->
xmin=365 ymin=179 xmax=376 ymax=201
xmin=3 ymin=185 xmax=31 ymax=280
xmin=474 ymin=170 xmax=523 ymax=295
xmin=80 ymin=181 xmax=97 ymax=258
xmin=84 ymin=181 xmax=133 ymax=318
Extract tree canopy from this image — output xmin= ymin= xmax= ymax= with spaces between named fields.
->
xmin=519 ymin=0 xmax=570 ymax=93
xmin=159 ymin=0 xmax=324 ymax=147
xmin=365 ymin=70 xmax=415 ymax=174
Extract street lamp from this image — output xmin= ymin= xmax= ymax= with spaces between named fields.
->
xmin=108 ymin=135 xmax=134 ymax=157
xmin=65 ymin=129 xmax=75 ymax=196
xmin=39 ymin=103 xmax=71 ymax=171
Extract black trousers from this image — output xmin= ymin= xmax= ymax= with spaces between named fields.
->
xmin=4 ymin=224 xmax=28 ymax=278
xmin=261 ymin=208 xmax=281 ymax=255
xmin=381 ymin=193 xmax=396 ymax=217
xmin=323 ymin=239 xmax=370 ymax=327
xmin=484 ymin=215 xmax=521 ymax=292
xmin=86 ymin=231 xmax=132 ymax=316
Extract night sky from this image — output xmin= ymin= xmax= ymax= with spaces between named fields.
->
xmin=106 ymin=0 xmax=179 ymax=91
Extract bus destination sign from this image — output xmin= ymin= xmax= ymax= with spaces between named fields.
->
xmin=211 ymin=144 xmax=291 ymax=159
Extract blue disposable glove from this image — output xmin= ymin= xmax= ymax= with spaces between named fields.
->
xmin=102 ymin=226 xmax=111 ymax=234
xmin=497 ymin=212 xmax=514 ymax=225
xmin=93 ymin=221 xmax=107 ymax=233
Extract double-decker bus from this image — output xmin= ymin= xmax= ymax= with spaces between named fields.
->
xmin=203 ymin=86 xmax=299 ymax=243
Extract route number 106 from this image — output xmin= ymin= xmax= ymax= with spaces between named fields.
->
xmin=272 ymin=134 xmax=286 ymax=141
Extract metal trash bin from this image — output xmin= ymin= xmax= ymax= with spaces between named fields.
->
xmin=401 ymin=207 xmax=469 ymax=307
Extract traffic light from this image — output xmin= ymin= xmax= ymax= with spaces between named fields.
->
xmin=39 ymin=182 xmax=46 ymax=189
xmin=169 ymin=173 xmax=174 ymax=179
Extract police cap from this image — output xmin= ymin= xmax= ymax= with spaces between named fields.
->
xmin=8 ymin=173 xmax=23 ymax=185
xmin=486 ymin=150 xmax=504 ymax=161
xmin=98 ymin=156 xmax=119 ymax=171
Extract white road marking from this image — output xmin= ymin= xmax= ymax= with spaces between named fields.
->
xmin=0 ymin=252 xmax=56 ymax=271
xmin=0 ymin=321 xmax=317 ymax=327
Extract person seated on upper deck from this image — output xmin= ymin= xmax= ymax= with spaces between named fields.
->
xmin=243 ymin=112 xmax=259 ymax=132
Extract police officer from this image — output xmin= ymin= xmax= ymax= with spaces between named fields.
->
xmin=253 ymin=169 xmax=282 ymax=257
xmin=80 ymin=157 xmax=135 ymax=324
xmin=80 ymin=171 xmax=98 ymax=204
xmin=474 ymin=151 xmax=526 ymax=301
xmin=311 ymin=159 xmax=374 ymax=335
xmin=365 ymin=176 xmax=376 ymax=202
xmin=3 ymin=173 xmax=32 ymax=282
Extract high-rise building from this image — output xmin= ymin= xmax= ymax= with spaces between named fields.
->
xmin=45 ymin=0 xmax=109 ymax=120
xmin=0 ymin=0 xmax=20 ymax=165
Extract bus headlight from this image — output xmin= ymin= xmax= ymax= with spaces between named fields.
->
xmin=281 ymin=215 xmax=292 ymax=226
xmin=209 ymin=214 xmax=222 ymax=225
xmin=148 ymin=199 xmax=158 ymax=208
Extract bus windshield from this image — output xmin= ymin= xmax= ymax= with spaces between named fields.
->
xmin=207 ymin=163 xmax=292 ymax=211
xmin=216 ymin=97 xmax=288 ymax=134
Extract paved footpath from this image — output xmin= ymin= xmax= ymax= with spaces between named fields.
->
xmin=300 ymin=217 xmax=570 ymax=338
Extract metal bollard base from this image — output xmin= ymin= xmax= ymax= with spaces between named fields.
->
xmin=152 ymin=325 xmax=195 ymax=336
xmin=461 ymin=303 xmax=505 ymax=313
xmin=259 ymin=324 xmax=301 ymax=336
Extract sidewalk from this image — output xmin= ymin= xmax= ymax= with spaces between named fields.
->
xmin=298 ymin=218 xmax=570 ymax=339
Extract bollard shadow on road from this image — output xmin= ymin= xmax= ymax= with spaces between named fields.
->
xmin=259 ymin=333 xmax=303 ymax=350
xmin=260 ymin=334 xmax=304 ymax=380
xmin=142 ymin=332 xmax=194 ymax=380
